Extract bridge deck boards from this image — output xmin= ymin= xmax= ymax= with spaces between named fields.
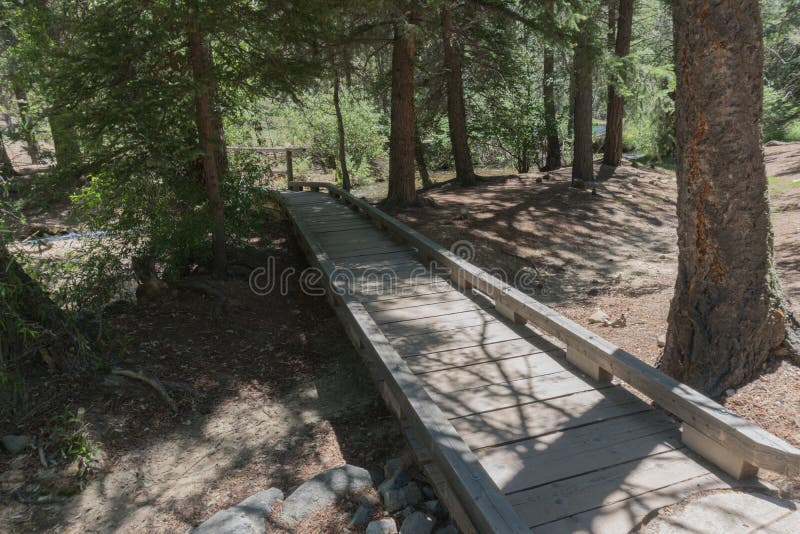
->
xmin=280 ymin=191 xmax=736 ymax=532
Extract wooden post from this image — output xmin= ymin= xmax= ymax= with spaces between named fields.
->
xmin=681 ymin=424 xmax=758 ymax=480
xmin=285 ymin=148 xmax=293 ymax=187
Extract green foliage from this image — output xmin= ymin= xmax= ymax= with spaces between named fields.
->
xmin=277 ymin=92 xmax=388 ymax=183
xmin=49 ymin=407 xmax=97 ymax=467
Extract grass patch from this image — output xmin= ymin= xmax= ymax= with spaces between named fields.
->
xmin=768 ymin=175 xmax=800 ymax=196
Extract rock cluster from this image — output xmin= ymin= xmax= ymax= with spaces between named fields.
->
xmin=191 ymin=459 xmax=460 ymax=533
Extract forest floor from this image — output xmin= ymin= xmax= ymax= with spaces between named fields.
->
xmin=0 ymin=217 xmax=403 ymax=533
xmin=396 ymin=142 xmax=800 ymax=496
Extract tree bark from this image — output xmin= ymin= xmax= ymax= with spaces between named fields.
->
xmin=333 ymin=73 xmax=352 ymax=191
xmin=441 ymin=1 xmax=476 ymax=186
xmin=188 ymin=10 xmax=227 ymax=278
xmin=660 ymin=0 xmax=792 ymax=396
xmin=542 ymin=46 xmax=561 ymax=171
xmin=571 ymin=20 xmax=594 ymax=183
xmin=602 ymin=0 xmax=633 ymax=166
xmin=414 ymin=127 xmax=432 ymax=187
xmin=48 ymin=113 xmax=82 ymax=170
xmin=387 ymin=20 xmax=417 ymax=206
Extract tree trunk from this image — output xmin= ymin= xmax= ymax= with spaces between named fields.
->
xmin=387 ymin=21 xmax=417 ymax=206
xmin=188 ymin=10 xmax=227 ymax=278
xmin=571 ymin=21 xmax=594 ymax=184
xmin=603 ymin=0 xmax=633 ymax=166
xmin=48 ymin=113 xmax=82 ymax=170
xmin=414 ymin=127 xmax=432 ymax=187
xmin=12 ymin=82 xmax=41 ymax=164
xmin=441 ymin=1 xmax=476 ymax=186
xmin=542 ymin=46 xmax=561 ymax=171
xmin=660 ymin=0 xmax=793 ymax=396
xmin=333 ymin=73 xmax=352 ymax=191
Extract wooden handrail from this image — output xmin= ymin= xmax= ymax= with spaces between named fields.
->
xmin=287 ymin=180 xmax=800 ymax=479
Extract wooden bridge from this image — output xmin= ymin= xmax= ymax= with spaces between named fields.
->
xmin=279 ymin=182 xmax=800 ymax=533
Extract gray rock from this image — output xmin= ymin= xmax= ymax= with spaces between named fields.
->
xmin=2 ymin=435 xmax=32 ymax=455
xmin=383 ymin=487 xmax=407 ymax=513
xmin=657 ymin=334 xmax=666 ymax=348
xmin=435 ymin=525 xmax=458 ymax=534
xmin=384 ymin=457 xmax=403 ymax=478
xmin=421 ymin=484 xmax=435 ymax=500
xmin=349 ymin=503 xmax=373 ymax=528
xmin=366 ymin=518 xmax=398 ymax=534
xmin=423 ymin=500 xmax=440 ymax=514
xmin=378 ymin=470 xmax=411 ymax=493
xmin=403 ymin=482 xmax=422 ymax=506
xmin=281 ymin=464 xmax=374 ymax=524
xmin=400 ymin=512 xmax=435 ymax=534
xmin=192 ymin=488 xmax=283 ymax=534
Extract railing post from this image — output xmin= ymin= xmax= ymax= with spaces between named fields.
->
xmin=285 ymin=147 xmax=293 ymax=187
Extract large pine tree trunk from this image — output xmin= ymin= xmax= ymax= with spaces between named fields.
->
xmin=414 ymin=127 xmax=432 ymax=187
xmin=660 ymin=0 xmax=792 ymax=396
xmin=542 ymin=46 xmax=561 ymax=171
xmin=387 ymin=21 xmax=417 ymax=206
xmin=48 ymin=113 xmax=82 ymax=170
xmin=441 ymin=1 xmax=476 ymax=186
xmin=333 ymin=73 xmax=352 ymax=191
xmin=603 ymin=0 xmax=633 ymax=166
xmin=571 ymin=21 xmax=594 ymax=184
xmin=188 ymin=11 xmax=227 ymax=278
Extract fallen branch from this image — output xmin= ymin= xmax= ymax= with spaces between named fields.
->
xmin=111 ymin=368 xmax=178 ymax=413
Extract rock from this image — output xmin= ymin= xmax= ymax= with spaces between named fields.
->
xmin=400 ymin=511 xmax=435 ymax=534
xmin=192 ymin=488 xmax=283 ymax=534
xmin=588 ymin=309 xmax=611 ymax=326
xmin=2 ymin=435 xmax=32 ymax=455
xmin=349 ymin=503 xmax=374 ymax=528
xmin=383 ymin=487 xmax=407 ymax=513
xmin=384 ymin=457 xmax=404 ymax=479
xmin=401 ymin=506 xmax=416 ymax=520
xmin=281 ymin=464 xmax=374 ymax=524
xmin=403 ymin=482 xmax=422 ymax=506
xmin=378 ymin=470 xmax=411 ymax=493
xmin=657 ymin=334 xmax=666 ymax=348
xmin=535 ymin=177 xmax=543 ymax=183
xmin=725 ymin=388 xmax=736 ymax=397
xmin=421 ymin=484 xmax=436 ymax=500
xmin=610 ymin=314 xmax=627 ymax=328
xmin=587 ymin=288 xmax=600 ymax=297
xmin=366 ymin=518 xmax=398 ymax=534
xmin=435 ymin=526 xmax=459 ymax=534
xmin=424 ymin=500 xmax=441 ymax=514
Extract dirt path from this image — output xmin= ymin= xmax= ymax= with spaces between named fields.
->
xmin=0 ymin=221 xmax=402 ymax=533
xmin=396 ymin=144 xmax=800 ymax=465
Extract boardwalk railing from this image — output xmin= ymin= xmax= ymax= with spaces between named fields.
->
xmin=287 ymin=180 xmax=800 ymax=483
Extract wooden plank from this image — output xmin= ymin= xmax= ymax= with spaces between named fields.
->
xmin=390 ymin=321 xmax=541 ymax=357
xmin=288 ymin=183 xmax=800 ymax=477
xmin=428 ymin=371 xmax=604 ymax=419
xmin=477 ymin=411 xmax=681 ymax=494
xmin=508 ymin=449 xmax=715 ymax=527
xmin=331 ymin=251 xmax=419 ymax=266
xmin=364 ymin=290 xmax=468 ymax=312
xmin=452 ymin=387 xmax=648 ymax=450
xmin=380 ymin=309 xmax=499 ymax=338
xmin=418 ymin=352 xmax=570 ymax=394
xmin=356 ymin=281 xmax=458 ymax=303
xmin=533 ymin=473 xmax=730 ymax=533
xmin=404 ymin=336 xmax=560 ymax=374
xmin=372 ymin=298 xmax=482 ymax=324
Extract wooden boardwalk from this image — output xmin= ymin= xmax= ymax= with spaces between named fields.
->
xmin=279 ymin=184 xmax=800 ymax=533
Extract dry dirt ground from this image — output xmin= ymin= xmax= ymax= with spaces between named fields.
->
xmin=0 ymin=219 xmax=402 ymax=533
xmin=396 ymin=143 xmax=800 ymax=490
